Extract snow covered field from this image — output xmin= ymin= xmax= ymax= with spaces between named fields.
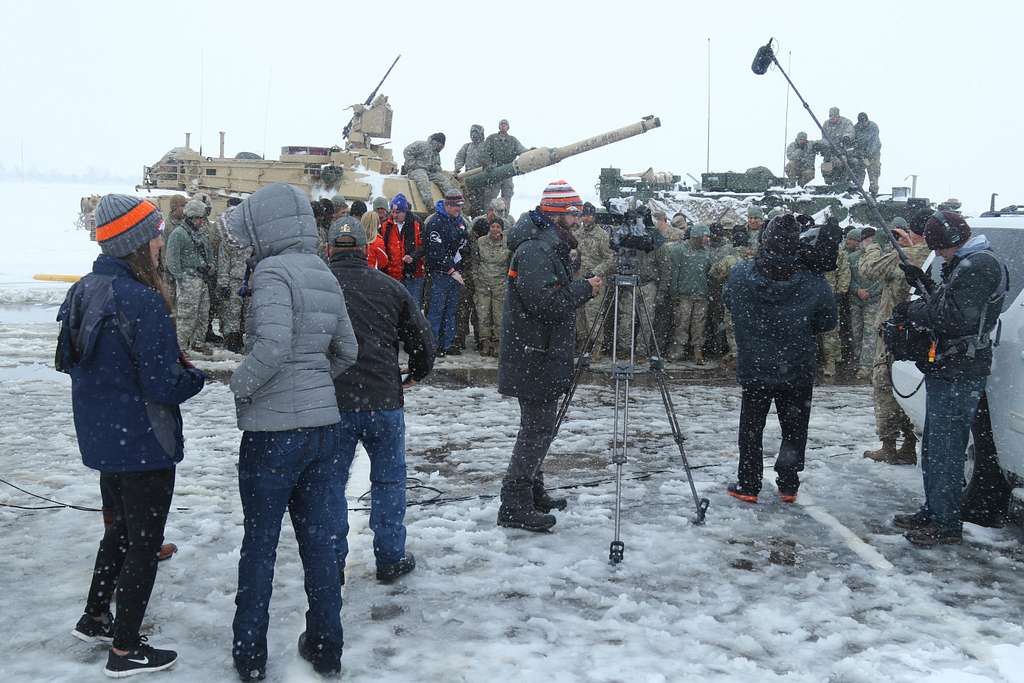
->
xmin=2 ymin=181 xmax=1024 ymax=682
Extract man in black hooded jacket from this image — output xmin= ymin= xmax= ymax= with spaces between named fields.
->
xmin=497 ymin=183 xmax=601 ymax=532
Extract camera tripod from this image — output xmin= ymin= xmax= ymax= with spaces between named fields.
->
xmin=553 ymin=271 xmax=710 ymax=565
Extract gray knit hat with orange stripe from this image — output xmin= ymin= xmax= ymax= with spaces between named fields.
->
xmin=95 ymin=194 xmax=164 ymax=258
xmin=539 ymin=179 xmax=583 ymax=214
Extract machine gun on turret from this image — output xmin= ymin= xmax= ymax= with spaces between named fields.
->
xmin=343 ymin=54 xmax=401 ymax=149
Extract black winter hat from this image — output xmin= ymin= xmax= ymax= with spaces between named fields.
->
xmin=350 ymin=200 xmax=368 ymax=218
xmin=760 ymin=214 xmax=801 ymax=259
xmin=429 ymin=132 xmax=446 ymax=146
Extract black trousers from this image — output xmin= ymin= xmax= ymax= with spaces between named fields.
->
xmin=737 ymin=383 xmax=813 ymax=494
xmin=85 ymin=468 xmax=175 ymax=650
xmin=501 ymin=398 xmax=558 ymax=506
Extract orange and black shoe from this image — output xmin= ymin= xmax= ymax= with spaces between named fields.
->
xmin=778 ymin=491 xmax=798 ymax=504
xmin=726 ymin=482 xmax=758 ymax=504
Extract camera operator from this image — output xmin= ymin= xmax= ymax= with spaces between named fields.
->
xmin=723 ymin=215 xmax=837 ymax=504
xmin=497 ymin=180 xmax=602 ymax=533
xmin=891 ymin=211 xmax=1008 ymax=547
xmin=612 ymin=207 xmax=667 ymax=361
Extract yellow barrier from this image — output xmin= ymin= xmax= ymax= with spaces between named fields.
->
xmin=33 ymin=274 xmax=82 ymax=283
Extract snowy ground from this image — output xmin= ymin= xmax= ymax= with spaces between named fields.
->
xmin=2 ymin=181 xmax=1024 ymax=682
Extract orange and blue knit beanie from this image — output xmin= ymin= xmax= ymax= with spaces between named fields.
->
xmin=539 ymin=180 xmax=583 ymax=214
xmin=95 ymin=194 xmax=164 ymax=258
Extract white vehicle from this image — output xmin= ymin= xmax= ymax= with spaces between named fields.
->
xmin=891 ymin=206 xmax=1024 ymax=525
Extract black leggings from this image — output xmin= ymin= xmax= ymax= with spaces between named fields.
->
xmin=85 ymin=468 xmax=175 ymax=650
xmin=737 ymin=383 xmax=813 ymax=494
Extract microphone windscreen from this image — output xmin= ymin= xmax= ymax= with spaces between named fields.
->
xmin=751 ymin=44 xmax=774 ymax=75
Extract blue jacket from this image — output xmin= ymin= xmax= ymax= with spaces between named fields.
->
xmin=56 ymin=255 xmax=206 ymax=472
xmin=724 ymin=260 xmax=837 ymax=387
xmin=424 ymin=200 xmax=469 ymax=273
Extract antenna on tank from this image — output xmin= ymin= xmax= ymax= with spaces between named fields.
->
xmin=705 ymin=38 xmax=711 ymax=173
xmin=782 ymin=50 xmax=791 ymax=173
xmin=199 ymin=49 xmax=205 ymax=156
xmin=263 ymin=68 xmax=273 ymax=160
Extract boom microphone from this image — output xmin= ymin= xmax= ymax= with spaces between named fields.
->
xmin=751 ymin=39 xmax=775 ymax=75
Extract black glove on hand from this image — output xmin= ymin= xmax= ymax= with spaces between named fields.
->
xmin=899 ymin=262 xmax=933 ymax=294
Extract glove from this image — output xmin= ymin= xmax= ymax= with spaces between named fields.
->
xmin=892 ymin=300 xmax=911 ymax=320
xmin=899 ymin=262 xmax=934 ymax=294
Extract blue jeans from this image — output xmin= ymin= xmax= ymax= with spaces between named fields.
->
xmin=428 ymin=272 xmax=461 ymax=351
xmin=920 ymin=375 xmax=986 ymax=532
xmin=335 ymin=409 xmax=407 ymax=568
xmin=403 ymin=277 xmax=425 ymax=309
xmin=232 ymin=424 xmax=344 ymax=674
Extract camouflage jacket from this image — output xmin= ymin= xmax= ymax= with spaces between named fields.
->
xmin=572 ymin=224 xmax=615 ymax=278
xmin=711 ymin=245 xmax=754 ymax=281
xmin=823 ymin=247 xmax=851 ymax=295
xmin=859 ymin=240 xmax=931 ymax=363
xmin=822 ymin=116 xmax=855 ymax=145
xmin=165 ymin=225 xmax=211 ymax=280
xmin=482 ymin=133 xmax=526 ymax=167
xmin=473 ymin=233 xmax=509 ymax=283
xmin=786 ymin=140 xmax=816 ymax=168
xmin=403 ymin=139 xmax=442 ymax=173
xmin=455 ymin=141 xmax=487 ymax=173
xmin=847 ymin=248 xmax=882 ymax=305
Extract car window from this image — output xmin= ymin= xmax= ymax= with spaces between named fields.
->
xmin=924 ymin=227 xmax=1023 ymax=312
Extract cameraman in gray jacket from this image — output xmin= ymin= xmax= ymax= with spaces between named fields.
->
xmin=225 ymin=183 xmax=358 ymax=680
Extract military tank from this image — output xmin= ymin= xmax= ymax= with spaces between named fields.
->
xmin=133 ymin=105 xmax=661 ymax=223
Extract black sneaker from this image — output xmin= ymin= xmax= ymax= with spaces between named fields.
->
xmin=726 ymin=482 xmax=759 ymax=504
xmin=297 ymin=632 xmax=341 ymax=677
xmin=905 ymin=524 xmax=962 ymax=548
xmin=103 ymin=637 xmax=177 ymax=678
xmin=893 ymin=510 xmax=931 ymax=530
xmin=532 ymin=484 xmax=568 ymax=514
xmin=71 ymin=612 xmax=114 ymax=644
xmin=376 ymin=553 xmax=416 ymax=583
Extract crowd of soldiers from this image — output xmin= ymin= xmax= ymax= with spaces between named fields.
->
xmin=785 ymin=106 xmax=882 ymax=195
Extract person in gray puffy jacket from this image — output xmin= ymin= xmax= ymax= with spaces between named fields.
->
xmin=224 ymin=182 xmax=358 ymax=680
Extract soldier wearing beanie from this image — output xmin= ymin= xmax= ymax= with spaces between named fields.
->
xmin=403 ymin=132 xmax=459 ymax=207
xmin=165 ymin=199 xmax=214 ymax=354
xmin=58 ymin=194 xmax=206 ymax=678
xmin=496 ymin=180 xmax=602 ymax=533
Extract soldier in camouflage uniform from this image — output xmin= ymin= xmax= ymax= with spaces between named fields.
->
xmin=846 ymin=227 xmax=883 ymax=379
xmin=473 ymin=217 xmax=509 ymax=357
xmin=820 ymin=243 xmax=851 ymax=376
xmin=454 ymin=124 xmax=489 ymax=215
xmin=403 ymin=133 xmax=458 ymax=207
xmin=572 ymin=203 xmax=615 ymax=358
xmin=712 ymin=224 xmax=756 ymax=365
xmin=745 ymin=206 xmax=765 ymax=251
xmin=666 ymin=224 xmax=712 ymax=364
xmin=216 ymin=202 xmax=250 ymax=353
xmin=165 ymin=199 xmax=213 ymax=354
xmin=481 ymin=119 xmax=527 ymax=212
xmin=785 ymin=132 xmax=817 ymax=186
xmin=859 ymin=222 xmax=931 ymax=464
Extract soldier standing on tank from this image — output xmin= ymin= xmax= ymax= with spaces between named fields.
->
xmin=403 ymin=133 xmax=458 ymax=209
xmin=572 ymin=202 xmax=615 ymax=359
xmin=482 ymin=119 xmax=527 ymax=213
xmin=165 ymin=199 xmax=213 ymax=354
xmin=859 ymin=218 xmax=930 ymax=464
xmin=454 ymin=124 xmax=488 ymax=215
xmin=785 ymin=132 xmax=817 ymax=186
xmin=854 ymin=113 xmax=882 ymax=195
xmin=820 ymin=239 xmax=851 ymax=377
xmin=473 ymin=218 xmax=509 ymax=358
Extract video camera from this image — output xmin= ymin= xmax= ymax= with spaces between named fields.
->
xmin=795 ymin=213 xmax=843 ymax=274
xmin=608 ymin=205 xmax=659 ymax=253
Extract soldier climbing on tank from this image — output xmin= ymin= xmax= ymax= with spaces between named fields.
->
xmin=785 ymin=132 xmax=817 ymax=186
xmin=481 ymin=119 xmax=527 ymax=213
xmin=403 ymin=133 xmax=459 ymax=209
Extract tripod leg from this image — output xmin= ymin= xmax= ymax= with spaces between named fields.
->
xmin=609 ymin=280 xmax=637 ymax=564
xmin=636 ymin=286 xmax=710 ymax=525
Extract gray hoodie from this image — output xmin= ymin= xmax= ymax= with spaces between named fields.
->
xmin=226 ymin=183 xmax=358 ymax=431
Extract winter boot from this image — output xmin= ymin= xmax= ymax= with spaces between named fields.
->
xmin=297 ymin=632 xmax=341 ymax=677
xmin=905 ymin=524 xmax=962 ymax=547
xmin=376 ymin=553 xmax=416 ymax=583
xmin=104 ymin=637 xmax=178 ymax=678
xmin=224 ymin=332 xmax=244 ymax=354
xmin=823 ymin=360 xmax=837 ymax=377
xmin=497 ymin=487 xmax=556 ymax=532
xmin=693 ymin=350 xmax=706 ymax=366
xmin=205 ymin=325 xmax=224 ymax=344
xmin=863 ymin=440 xmax=898 ymax=463
xmin=855 ymin=367 xmax=870 ymax=380
xmin=726 ymin=482 xmax=758 ymax=504
xmin=892 ymin=510 xmax=931 ymax=530
xmin=532 ymin=478 xmax=568 ymax=514
xmin=894 ymin=432 xmax=918 ymax=465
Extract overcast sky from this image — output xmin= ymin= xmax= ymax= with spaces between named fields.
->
xmin=0 ymin=0 xmax=1019 ymax=214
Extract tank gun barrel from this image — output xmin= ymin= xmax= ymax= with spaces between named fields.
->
xmin=461 ymin=115 xmax=661 ymax=190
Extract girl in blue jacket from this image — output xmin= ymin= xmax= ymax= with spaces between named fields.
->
xmin=57 ymin=194 xmax=205 ymax=678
